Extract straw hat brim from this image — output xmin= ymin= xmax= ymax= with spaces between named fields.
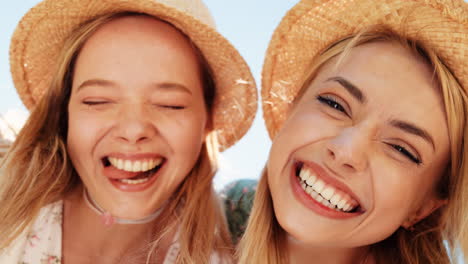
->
xmin=262 ymin=0 xmax=467 ymax=139
xmin=10 ymin=0 xmax=257 ymax=151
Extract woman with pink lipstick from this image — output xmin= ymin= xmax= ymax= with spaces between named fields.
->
xmin=238 ymin=0 xmax=467 ymax=263
xmin=0 ymin=0 xmax=257 ymax=263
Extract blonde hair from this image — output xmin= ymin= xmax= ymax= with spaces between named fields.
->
xmin=0 ymin=12 xmax=232 ymax=263
xmin=238 ymin=27 xmax=468 ymax=264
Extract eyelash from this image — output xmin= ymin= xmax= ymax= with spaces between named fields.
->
xmin=158 ymin=105 xmax=185 ymax=110
xmin=83 ymin=101 xmax=108 ymax=106
xmin=83 ymin=101 xmax=185 ymax=111
xmin=387 ymin=143 xmax=422 ymax=165
xmin=317 ymin=96 xmax=422 ymax=165
xmin=317 ymin=95 xmax=348 ymax=115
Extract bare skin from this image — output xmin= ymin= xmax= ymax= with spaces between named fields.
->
xmin=62 ymin=187 xmax=176 ymax=264
xmin=267 ymin=42 xmax=449 ymax=263
xmin=62 ymin=15 xmax=206 ymax=264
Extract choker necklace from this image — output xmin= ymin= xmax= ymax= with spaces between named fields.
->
xmin=83 ymin=188 xmax=165 ymax=226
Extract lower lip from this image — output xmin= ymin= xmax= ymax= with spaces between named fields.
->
xmin=103 ymin=164 xmax=164 ymax=192
xmin=289 ymin=165 xmax=361 ymax=219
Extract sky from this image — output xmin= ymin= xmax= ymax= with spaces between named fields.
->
xmin=0 ymin=0 xmax=299 ymax=189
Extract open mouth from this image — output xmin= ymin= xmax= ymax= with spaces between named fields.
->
xmin=102 ymin=156 xmax=165 ymax=185
xmin=295 ymin=161 xmax=362 ymax=214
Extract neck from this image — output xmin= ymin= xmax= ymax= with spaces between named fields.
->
xmin=286 ymin=236 xmax=372 ymax=264
xmin=62 ymin=186 xmax=174 ymax=263
xmin=83 ymin=188 xmax=165 ymax=226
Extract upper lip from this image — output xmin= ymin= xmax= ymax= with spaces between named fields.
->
xmin=296 ymin=159 xmax=364 ymax=211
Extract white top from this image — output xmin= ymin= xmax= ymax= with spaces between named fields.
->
xmin=0 ymin=201 xmax=223 ymax=263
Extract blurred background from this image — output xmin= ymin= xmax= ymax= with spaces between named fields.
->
xmin=0 ymin=0 xmax=299 ymax=188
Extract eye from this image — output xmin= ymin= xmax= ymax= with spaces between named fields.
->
xmin=157 ymin=105 xmax=186 ymax=110
xmin=317 ymin=95 xmax=349 ymax=116
xmin=82 ymin=100 xmax=109 ymax=106
xmin=387 ymin=143 xmax=422 ymax=165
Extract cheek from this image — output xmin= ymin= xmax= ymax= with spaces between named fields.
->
xmin=366 ymin=166 xmax=423 ymax=233
xmin=373 ymin=163 xmax=438 ymax=214
xmin=268 ymin=109 xmax=335 ymax=178
xmin=66 ymin=107 xmax=108 ymax=172
xmin=165 ymin=110 xmax=207 ymax=162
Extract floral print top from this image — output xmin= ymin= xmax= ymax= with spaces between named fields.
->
xmin=0 ymin=200 xmax=62 ymax=264
xmin=0 ymin=180 xmax=257 ymax=263
xmin=0 ymin=200 xmax=182 ymax=264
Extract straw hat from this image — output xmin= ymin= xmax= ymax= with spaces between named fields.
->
xmin=10 ymin=0 xmax=257 ymax=151
xmin=262 ymin=0 xmax=467 ymax=139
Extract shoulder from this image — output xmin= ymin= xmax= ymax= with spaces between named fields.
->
xmin=220 ymin=179 xmax=257 ymax=244
xmin=0 ymin=201 xmax=63 ymax=263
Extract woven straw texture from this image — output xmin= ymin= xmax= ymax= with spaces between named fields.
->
xmin=262 ymin=0 xmax=467 ymax=139
xmin=10 ymin=0 xmax=257 ymax=151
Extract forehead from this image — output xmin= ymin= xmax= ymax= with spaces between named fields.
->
xmin=299 ymin=41 xmax=449 ymax=151
xmin=72 ymin=15 xmax=202 ymax=91
xmin=311 ymin=41 xmax=443 ymax=113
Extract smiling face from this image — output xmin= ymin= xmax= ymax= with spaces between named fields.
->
xmin=66 ymin=16 xmax=208 ymax=219
xmin=267 ymin=41 xmax=450 ymax=249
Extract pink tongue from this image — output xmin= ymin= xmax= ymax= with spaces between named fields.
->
xmin=104 ymin=165 xmax=142 ymax=180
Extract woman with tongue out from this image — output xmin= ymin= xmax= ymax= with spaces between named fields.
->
xmin=237 ymin=0 xmax=468 ymax=264
xmin=0 ymin=0 xmax=257 ymax=263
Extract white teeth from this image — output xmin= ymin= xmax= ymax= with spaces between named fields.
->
xmin=142 ymin=161 xmax=149 ymax=171
xmin=300 ymin=167 xmax=318 ymax=186
xmin=118 ymin=176 xmax=151 ymax=185
xmin=337 ymin=199 xmax=347 ymax=209
xmin=133 ymin=161 xmax=142 ymax=172
xmin=124 ymin=160 xmax=132 ymax=171
xmin=306 ymin=174 xmax=317 ymax=186
xmin=299 ymin=168 xmax=309 ymax=181
xmin=329 ymin=193 xmax=341 ymax=206
xmin=108 ymin=157 xmax=162 ymax=172
xmin=321 ymin=199 xmax=331 ymax=208
xmin=344 ymin=204 xmax=352 ymax=211
xmin=297 ymin=165 xmax=360 ymax=213
xmin=321 ymin=187 xmax=335 ymax=200
xmin=315 ymin=195 xmax=324 ymax=203
xmin=313 ymin=179 xmax=325 ymax=193
xmin=311 ymin=191 xmax=319 ymax=199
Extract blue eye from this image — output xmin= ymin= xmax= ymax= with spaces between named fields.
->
xmin=388 ymin=143 xmax=422 ymax=164
xmin=317 ymin=95 xmax=348 ymax=115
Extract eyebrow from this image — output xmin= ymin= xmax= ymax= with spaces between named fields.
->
xmin=77 ymin=79 xmax=192 ymax=95
xmin=326 ymin=77 xmax=366 ymax=104
xmin=156 ymin=82 xmax=192 ymax=95
xmin=390 ymin=120 xmax=435 ymax=151
xmin=77 ymin=79 xmax=116 ymax=92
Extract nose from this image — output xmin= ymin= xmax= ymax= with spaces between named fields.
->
xmin=325 ymin=126 xmax=369 ymax=173
xmin=113 ymin=103 xmax=157 ymax=144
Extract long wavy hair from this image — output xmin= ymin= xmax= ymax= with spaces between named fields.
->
xmin=238 ymin=27 xmax=468 ymax=264
xmin=0 ymin=12 xmax=233 ymax=263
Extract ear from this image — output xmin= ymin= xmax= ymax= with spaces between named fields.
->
xmin=402 ymin=198 xmax=447 ymax=230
